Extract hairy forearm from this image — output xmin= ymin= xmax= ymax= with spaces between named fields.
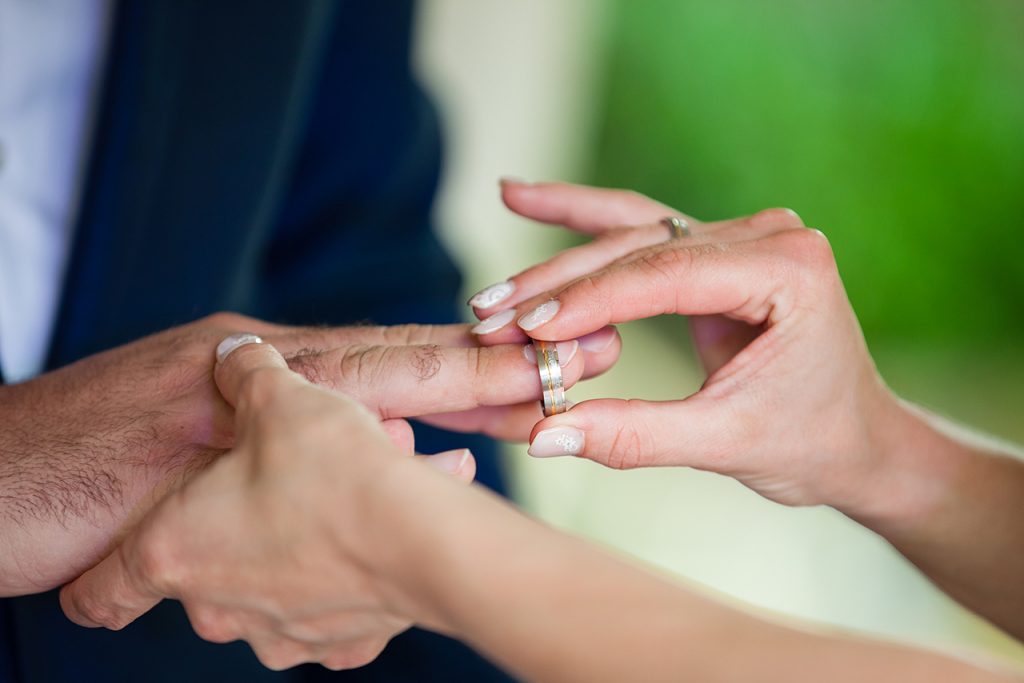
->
xmin=852 ymin=399 xmax=1024 ymax=640
xmin=0 ymin=379 xmax=206 ymax=595
xmin=370 ymin=464 xmax=1015 ymax=683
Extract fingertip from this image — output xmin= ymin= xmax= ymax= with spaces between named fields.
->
xmin=500 ymin=177 xmax=533 ymax=210
xmin=424 ymin=448 xmax=477 ymax=482
xmin=527 ymin=423 xmax=586 ymax=458
xmin=577 ymin=326 xmax=622 ymax=380
xmin=213 ymin=337 xmax=290 ymax=409
xmin=381 ymin=418 xmax=415 ymax=454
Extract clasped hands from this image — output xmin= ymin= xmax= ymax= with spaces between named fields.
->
xmin=36 ymin=181 xmax=984 ymax=671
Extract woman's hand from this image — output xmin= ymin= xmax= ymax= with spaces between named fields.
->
xmin=471 ymin=181 xmax=900 ymax=514
xmin=472 ymin=182 xmax=1024 ymax=639
xmin=58 ymin=340 xmax=475 ymax=671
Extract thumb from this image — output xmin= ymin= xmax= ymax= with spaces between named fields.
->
xmin=213 ymin=333 xmax=292 ymax=411
xmin=526 ymin=398 xmax=737 ymax=470
xmin=416 ymin=448 xmax=477 ymax=483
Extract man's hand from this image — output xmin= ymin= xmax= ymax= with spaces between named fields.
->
xmin=59 ymin=340 xmax=442 ymax=671
xmin=0 ymin=312 xmax=619 ymax=596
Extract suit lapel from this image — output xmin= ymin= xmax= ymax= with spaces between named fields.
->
xmin=47 ymin=0 xmax=336 ymax=369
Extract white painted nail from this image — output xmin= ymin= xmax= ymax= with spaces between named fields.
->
xmin=522 ymin=340 xmax=579 ymax=367
xmin=471 ymin=308 xmax=516 ymax=335
xmin=518 ymin=300 xmax=560 ymax=331
xmin=215 ymin=333 xmax=263 ymax=363
xmin=528 ymin=427 xmax=585 ymax=457
xmin=468 ymin=281 xmax=515 ymax=310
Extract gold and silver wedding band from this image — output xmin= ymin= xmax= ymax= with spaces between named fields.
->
xmin=533 ymin=340 xmax=567 ymax=417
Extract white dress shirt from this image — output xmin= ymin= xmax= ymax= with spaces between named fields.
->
xmin=0 ymin=0 xmax=110 ymax=382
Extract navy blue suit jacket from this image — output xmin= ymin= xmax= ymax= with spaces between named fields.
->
xmin=0 ymin=2 xmax=512 ymax=680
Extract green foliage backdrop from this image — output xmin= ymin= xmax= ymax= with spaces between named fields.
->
xmin=590 ymin=0 xmax=1024 ymax=347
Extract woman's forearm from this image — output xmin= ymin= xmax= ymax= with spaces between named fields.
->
xmin=370 ymin=463 xmax=1016 ymax=683
xmin=852 ymin=398 xmax=1024 ymax=640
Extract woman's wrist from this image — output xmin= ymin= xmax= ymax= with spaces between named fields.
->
xmin=348 ymin=455 xmax=480 ymax=633
xmin=837 ymin=390 xmax=971 ymax=534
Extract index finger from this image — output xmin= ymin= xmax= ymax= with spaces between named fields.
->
xmin=512 ymin=229 xmax=823 ymax=341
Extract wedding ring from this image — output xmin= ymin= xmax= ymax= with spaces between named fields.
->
xmin=215 ymin=333 xmax=264 ymax=363
xmin=533 ymin=340 xmax=567 ymax=417
xmin=661 ymin=216 xmax=691 ymax=239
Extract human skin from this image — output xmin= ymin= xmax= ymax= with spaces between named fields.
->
xmin=60 ymin=342 xmax=1020 ymax=680
xmin=0 ymin=311 xmax=620 ymax=596
xmin=469 ymin=180 xmax=1024 ymax=641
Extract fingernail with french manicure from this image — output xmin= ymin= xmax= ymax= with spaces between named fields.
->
xmin=528 ymin=427 xmax=585 ymax=458
xmin=428 ymin=449 xmax=471 ymax=474
xmin=522 ymin=340 xmax=579 ymax=366
xmin=471 ymin=308 xmax=516 ymax=335
xmin=577 ymin=326 xmax=616 ymax=353
xmin=468 ymin=280 xmax=515 ymax=309
xmin=518 ymin=300 xmax=560 ymax=331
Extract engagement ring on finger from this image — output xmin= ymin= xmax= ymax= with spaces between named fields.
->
xmin=661 ymin=216 xmax=691 ymax=240
xmin=533 ymin=340 xmax=567 ymax=417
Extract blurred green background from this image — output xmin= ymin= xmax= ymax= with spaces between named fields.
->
xmin=593 ymin=0 xmax=1024 ymax=348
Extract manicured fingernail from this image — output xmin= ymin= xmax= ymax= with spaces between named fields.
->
xmin=528 ymin=427 xmax=585 ymax=457
xmin=468 ymin=281 xmax=515 ymax=309
xmin=428 ymin=449 xmax=471 ymax=474
xmin=518 ymin=300 xmax=560 ymax=331
xmin=471 ymin=309 xmax=516 ymax=335
xmin=522 ymin=340 xmax=579 ymax=367
xmin=577 ymin=326 xmax=616 ymax=353
xmin=215 ymin=333 xmax=264 ymax=363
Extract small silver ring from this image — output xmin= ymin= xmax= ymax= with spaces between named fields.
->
xmin=661 ymin=216 xmax=691 ymax=240
xmin=215 ymin=333 xmax=264 ymax=364
xmin=533 ymin=340 xmax=567 ymax=417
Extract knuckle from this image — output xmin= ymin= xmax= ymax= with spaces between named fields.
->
xmin=338 ymin=345 xmax=389 ymax=390
xmin=75 ymin=592 xmax=124 ymax=630
xmin=469 ymin=346 xmax=488 ymax=383
xmin=408 ymin=344 xmax=443 ymax=382
xmin=752 ymin=207 xmax=804 ymax=229
xmin=639 ymin=246 xmax=690 ymax=287
xmin=287 ymin=352 xmax=329 ymax=386
xmin=605 ymin=407 xmax=653 ymax=470
xmin=189 ymin=607 xmax=236 ymax=643
xmin=771 ymin=228 xmax=837 ymax=279
xmin=201 ymin=311 xmax=250 ymax=332
xmin=381 ymin=324 xmax=427 ymax=346
xmin=323 ymin=639 xmax=390 ymax=671
xmin=255 ymin=641 xmax=313 ymax=671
